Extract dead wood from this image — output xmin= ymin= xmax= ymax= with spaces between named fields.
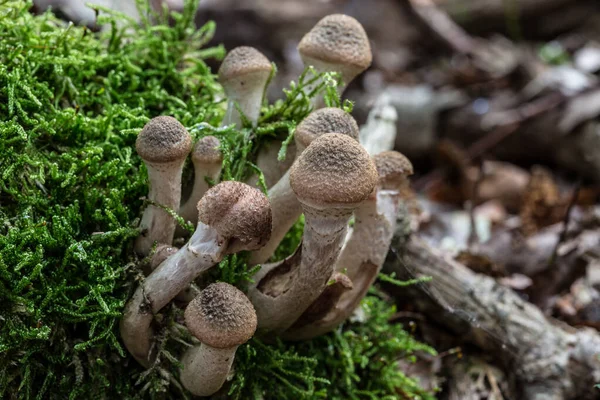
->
xmin=384 ymin=230 xmax=600 ymax=399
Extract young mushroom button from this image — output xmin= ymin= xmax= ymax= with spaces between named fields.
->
xmin=178 ymin=135 xmax=223 ymax=233
xmin=218 ymin=46 xmax=273 ymax=128
xmin=249 ymin=133 xmax=377 ymax=333
xmin=120 ymin=181 xmax=271 ymax=367
xmin=298 ymin=14 xmax=372 ymax=108
xmin=249 ymin=107 xmax=360 ymax=265
xmin=181 ymin=283 xmax=257 ymax=397
xmin=134 ymin=116 xmax=192 ymax=256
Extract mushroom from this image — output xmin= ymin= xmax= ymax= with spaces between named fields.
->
xmin=298 ymin=14 xmax=372 ymax=108
xmin=359 ymin=99 xmax=398 ymax=155
xmin=249 ymin=107 xmax=359 ymax=265
xmin=218 ymin=46 xmax=273 ymax=128
xmin=134 ymin=116 xmax=192 ymax=256
xmin=121 ymin=181 xmax=271 ymax=366
xmin=180 ymin=283 xmax=257 ymax=397
xmin=248 ymin=133 xmax=377 ymax=333
xmin=283 ymin=151 xmax=413 ymax=340
xmin=178 ymin=136 xmax=223 ymax=233
xmin=246 ymin=140 xmax=297 ymax=189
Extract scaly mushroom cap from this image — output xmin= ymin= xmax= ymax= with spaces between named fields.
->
xmin=295 ymin=108 xmax=359 ymax=150
xmin=197 ymin=181 xmax=272 ymax=251
xmin=218 ymin=46 xmax=272 ymax=86
xmin=136 ymin=116 xmax=192 ymax=163
xmin=290 ymin=133 xmax=377 ymax=208
xmin=298 ymin=14 xmax=372 ymax=82
xmin=192 ymin=136 xmax=223 ymax=165
xmin=185 ymin=283 xmax=257 ymax=348
xmin=373 ymin=151 xmax=413 ymax=190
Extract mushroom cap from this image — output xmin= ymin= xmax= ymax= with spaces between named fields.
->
xmin=290 ymin=133 xmax=378 ymax=208
xmin=136 ymin=116 xmax=192 ymax=163
xmin=185 ymin=282 xmax=257 ymax=348
xmin=373 ymin=151 xmax=413 ymax=189
xmin=192 ymin=136 xmax=223 ymax=165
xmin=298 ymin=14 xmax=372 ymax=80
xmin=295 ymin=108 xmax=359 ymax=150
xmin=218 ymin=46 xmax=272 ymax=83
xmin=197 ymin=181 xmax=272 ymax=252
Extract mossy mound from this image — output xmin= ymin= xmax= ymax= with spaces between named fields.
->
xmin=0 ymin=1 xmax=436 ymax=399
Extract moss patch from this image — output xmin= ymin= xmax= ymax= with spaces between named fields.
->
xmin=0 ymin=1 xmax=436 ymax=399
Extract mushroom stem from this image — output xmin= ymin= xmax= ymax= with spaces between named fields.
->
xmin=246 ymin=140 xmax=296 ymax=189
xmin=248 ymin=134 xmax=377 ymax=334
xmin=181 ymin=283 xmax=257 ymax=397
xmin=134 ymin=116 xmax=192 ymax=256
xmin=359 ymin=101 xmax=398 ymax=155
xmin=219 ymin=47 xmax=272 ymax=128
xmin=177 ymin=136 xmax=223 ymax=236
xmin=249 ymin=108 xmax=360 ymax=265
xmin=180 ymin=345 xmax=237 ymax=397
xmin=121 ymin=222 xmax=226 ymax=366
xmin=283 ymin=151 xmax=413 ymax=340
xmin=121 ymin=182 xmax=271 ymax=366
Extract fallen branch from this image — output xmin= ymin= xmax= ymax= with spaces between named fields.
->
xmin=384 ymin=232 xmax=600 ymax=399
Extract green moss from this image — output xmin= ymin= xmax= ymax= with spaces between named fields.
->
xmin=0 ymin=1 xmax=437 ymax=399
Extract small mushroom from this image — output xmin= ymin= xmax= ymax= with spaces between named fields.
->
xmin=248 ymin=133 xmax=377 ymax=333
xmin=134 ymin=116 xmax=193 ymax=256
xmin=298 ymin=14 xmax=372 ymax=108
xmin=359 ymin=99 xmax=398 ymax=155
xmin=249 ymin=107 xmax=359 ymax=265
xmin=283 ymin=151 xmax=413 ymax=340
xmin=218 ymin=46 xmax=273 ymax=128
xmin=178 ymin=136 xmax=223 ymax=232
xmin=180 ymin=283 xmax=257 ymax=397
xmin=121 ymin=181 xmax=271 ymax=366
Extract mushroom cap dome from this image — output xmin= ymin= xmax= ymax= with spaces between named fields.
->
xmin=298 ymin=14 xmax=372 ymax=80
xmin=136 ymin=116 xmax=192 ymax=163
xmin=295 ymin=108 xmax=359 ymax=150
xmin=192 ymin=136 xmax=223 ymax=165
xmin=373 ymin=151 xmax=413 ymax=189
xmin=185 ymin=283 xmax=257 ymax=348
xmin=218 ymin=46 xmax=272 ymax=83
xmin=290 ymin=133 xmax=377 ymax=208
xmin=197 ymin=181 xmax=272 ymax=252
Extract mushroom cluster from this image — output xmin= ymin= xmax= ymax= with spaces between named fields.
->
xmin=121 ymin=14 xmax=414 ymax=397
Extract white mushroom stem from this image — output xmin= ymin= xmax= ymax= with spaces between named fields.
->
xmin=249 ymin=204 xmax=354 ymax=333
xmin=180 ymin=345 xmax=238 ymax=397
xmin=248 ymin=170 xmax=302 ymax=264
xmin=246 ymin=140 xmax=296 ymax=189
xmin=135 ymin=161 xmax=186 ymax=256
xmin=283 ymin=188 xmax=402 ymax=340
xmin=178 ymin=164 xmax=222 ymax=229
xmin=121 ymin=222 xmax=226 ymax=366
xmin=359 ymin=102 xmax=398 ymax=155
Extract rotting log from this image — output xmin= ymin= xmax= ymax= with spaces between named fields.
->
xmin=384 ymin=229 xmax=600 ymax=399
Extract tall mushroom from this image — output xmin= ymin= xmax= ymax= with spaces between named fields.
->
xmin=248 ymin=133 xmax=378 ymax=333
xmin=298 ymin=14 xmax=372 ymax=108
xmin=180 ymin=283 xmax=257 ymax=397
xmin=134 ymin=116 xmax=192 ymax=256
xmin=178 ymin=135 xmax=223 ymax=232
xmin=121 ymin=181 xmax=271 ymax=366
xmin=249 ymin=107 xmax=359 ymax=265
xmin=283 ymin=151 xmax=413 ymax=340
xmin=219 ymin=46 xmax=273 ymax=128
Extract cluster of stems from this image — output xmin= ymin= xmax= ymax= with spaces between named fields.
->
xmin=120 ymin=13 xmax=413 ymax=397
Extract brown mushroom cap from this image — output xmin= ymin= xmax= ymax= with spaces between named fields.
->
xmin=290 ymin=133 xmax=377 ymax=208
xmin=218 ymin=46 xmax=272 ymax=84
xmin=197 ymin=181 xmax=272 ymax=251
xmin=192 ymin=136 xmax=223 ymax=165
xmin=295 ymin=108 xmax=359 ymax=150
xmin=185 ymin=282 xmax=257 ymax=348
xmin=298 ymin=14 xmax=372 ymax=80
xmin=373 ymin=151 xmax=413 ymax=189
xmin=136 ymin=116 xmax=192 ymax=163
